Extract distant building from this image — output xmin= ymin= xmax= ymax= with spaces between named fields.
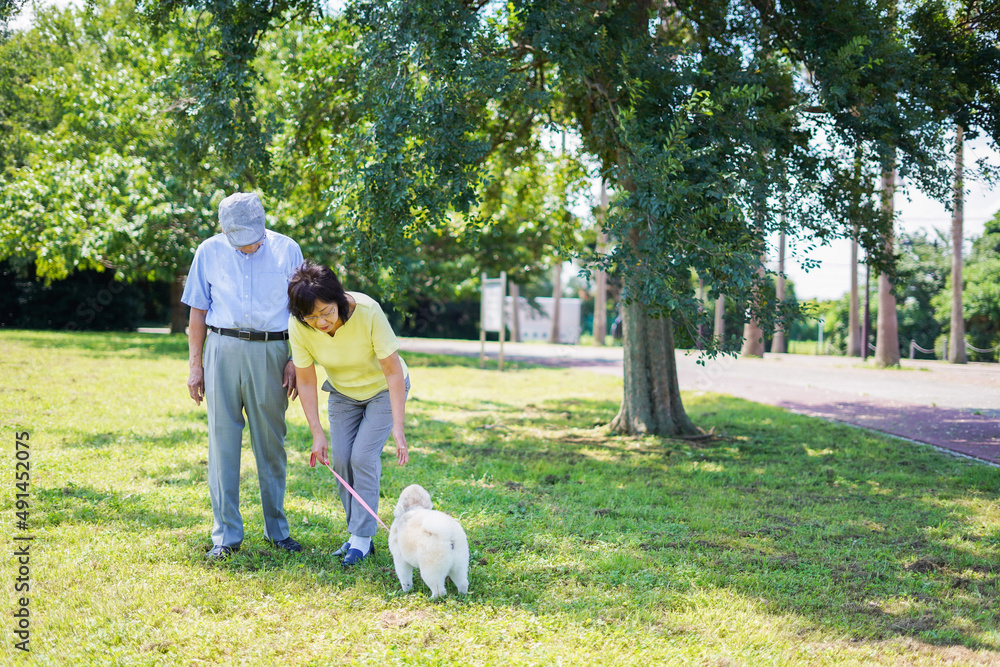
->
xmin=506 ymin=296 xmax=582 ymax=344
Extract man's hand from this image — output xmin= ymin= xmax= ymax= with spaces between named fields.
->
xmin=283 ymin=360 xmax=299 ymax=401
xmin=186 ymin=307 xmax=208 ymax=406
xmin=188 ymin=365 xmax=205 ymax=406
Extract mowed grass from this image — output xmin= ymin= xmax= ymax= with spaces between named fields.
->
xmin=1 ymin=329 xmax=998 ymax=666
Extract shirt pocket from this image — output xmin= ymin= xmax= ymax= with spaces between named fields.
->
xmin=256 ymin=272 xmax=292 ymax=323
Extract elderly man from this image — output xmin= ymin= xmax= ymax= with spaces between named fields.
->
xmin=182 ymin=192 xmax=304 ymax=559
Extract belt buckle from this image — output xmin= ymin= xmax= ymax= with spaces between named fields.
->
xmin=238 ymin=330 xmax=252 ymax=341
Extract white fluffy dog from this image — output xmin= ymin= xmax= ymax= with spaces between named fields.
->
xmin=388 ymin=484 xmax=469 ymax=599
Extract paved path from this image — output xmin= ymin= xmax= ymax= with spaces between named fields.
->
xmin=399 ymin=338 xmax=1000 ymax=466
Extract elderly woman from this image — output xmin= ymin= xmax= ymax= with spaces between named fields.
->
xmin=288 ymin=261 xmax=410 ymax=566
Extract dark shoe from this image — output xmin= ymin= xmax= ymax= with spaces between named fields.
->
xmin=341 ymin=542 xmax=375 ymax=567
xmin=332 ymin=541 xmax=351 ymax=557
xmin=207 ymin=544 xmax=239 ymax=560
xmin=268 ymin=537 xmax=303 ymax=553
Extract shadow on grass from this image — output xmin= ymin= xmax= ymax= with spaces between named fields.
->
xmin=35 ymin=482 xmax=203 ymax=529
xmin=34 ymin=331 xmax=996 ymax=655
xmin=60 ymin=426 xmax=206 ymax=449
xmin=325 ymin=390 xmax=999 ymax=651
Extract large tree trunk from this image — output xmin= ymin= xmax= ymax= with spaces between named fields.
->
xmin=170 ymin=273 xmax=188 ymax=334
xmin=847 ymin=234 xmax=862 ymax=356
xmin=875 ymin=167 xmax=900 ymax=367
xmin=949 ymin=124 xmax=967 ymax=364
xmin=771 ymin=230 xmax=787 ymax=353
xmin=608 ymin=144 xmax=696 ymax=437
xmin=609 ymin=299 xmax=698 ymax=436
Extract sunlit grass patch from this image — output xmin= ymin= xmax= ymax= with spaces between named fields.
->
xmin=1 ymin=330 xmax=998 ymax=665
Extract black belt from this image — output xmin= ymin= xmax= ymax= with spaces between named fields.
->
xmin=210 ymin=326 xmax=289 ymax=342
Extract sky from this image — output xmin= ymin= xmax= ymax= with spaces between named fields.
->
xmin=9 ymin=1 xmax=1000 ymax=302
xmin=7 ymin=0 xmax=49 ymax=31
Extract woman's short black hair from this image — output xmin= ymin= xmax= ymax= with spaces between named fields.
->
xmin=287 ymin=261 xmax=351 ymax=325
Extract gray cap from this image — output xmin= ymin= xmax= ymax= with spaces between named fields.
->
xmin=219 ymin=192 xmax=266 ymax=247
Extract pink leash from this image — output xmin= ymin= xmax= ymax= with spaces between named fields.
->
xmin=311 ymin=453 xmax=390 ymax=532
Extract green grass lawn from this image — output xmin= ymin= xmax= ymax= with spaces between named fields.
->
xmin=1 ymin=330 xmax=998 ymax=666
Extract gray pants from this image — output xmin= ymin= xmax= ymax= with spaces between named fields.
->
xmin=204 ymin=332 xmax=290 ymax=548
xmin=324 ymin=377 xmax=409 ymax=537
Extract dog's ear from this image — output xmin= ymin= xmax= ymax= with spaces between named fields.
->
xmin=405 ymin=495 xmax=432 ymax=512
xmin=395 ymin=485 xmax=431 ymax=515
xmin=416 ymin=488 xmax=433 ymax=510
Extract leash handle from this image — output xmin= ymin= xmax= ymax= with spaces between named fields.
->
xmin=313 ymin=453 xmax=390 ymax=532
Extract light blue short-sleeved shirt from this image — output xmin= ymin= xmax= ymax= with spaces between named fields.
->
xmin=181 ymin=231 xmax=304 ymax=332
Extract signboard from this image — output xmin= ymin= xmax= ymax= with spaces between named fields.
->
xmin=479 ymin=272 xmax=506 ymax=370
xmin=481 ymin=279 xmax=505 ymax=332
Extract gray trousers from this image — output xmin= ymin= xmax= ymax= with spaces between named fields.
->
xmin=324 ymin=377 xmax=409 ymax=537
xmin=204 ymin=332 xmax=290 ymax=548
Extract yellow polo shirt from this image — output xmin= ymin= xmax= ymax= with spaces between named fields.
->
xmin=289 ymin=292 xmax=408 ymax=401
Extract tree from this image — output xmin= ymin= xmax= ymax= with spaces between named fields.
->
xmin=896 ymin=229 xmax=950 ymax=353
xmin=593 ymin=181 xmax=610 ymax=346
xmin=846 ymin=151 xmax=865 ymax=357
xmin=827 ymin=229 xmax=950 ymax=357
xmin=909 ymin=1 xmax=1000 ymax=363
xmin=0 ymin=0 xmax=23 ymax=25
xmin=874 ymin=167 xmax=901 ymax=366
xmin=848 ymin=235 xmax=863 ymax=356
xmin=0 ymin=0 xmax=231 ymax=332
xmin=949 ymin=125 xmax=968 ymax=362
xmin=771 ymin=229 xmax=787 ymax=353
xmin=935 ymin=214 xmax=1000 ymax=360
xmin=144 ymin=0 xmax=961 ymax=436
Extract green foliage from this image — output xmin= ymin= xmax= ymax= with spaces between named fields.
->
xmin=0 ymin=259 xmax=149 ymax=330
xmin=822 ymin=231 xmax=950 ymax=357
xmin=961 ymin=256 xmax=1000 ymax=355
xmin=0 ymin=0 xmax=22 ymax=25
xmin=263 ymin=17 xmax=360 ymax=264
xmin=0 ymin=0 xmax=229 ymax=284
xmin=141 ymin=0 xmax=323 ymax=186
xmin=909 ymin=0 xmax=1000 ymax=146
xmin=260 ymin=12 xmax=583 ymax=309
xmin=139 ymin=0 xmax=964 ymax=357
xmin=895 ymin=229 xmax=951 ymax=351
xmin=934 ymin=212 xmax=1000 ymax=359
xmin=4 ymin=0 xmax=990 ymax=371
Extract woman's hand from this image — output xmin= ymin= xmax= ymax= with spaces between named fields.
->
xmin=392 ymin=426 xmax=408 ymax=466
xmin=310 ymin=431 xmax=330 ymax=467
xmin=378 ymin=352 xmax=409 ymax=466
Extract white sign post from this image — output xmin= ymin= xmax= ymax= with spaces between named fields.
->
xmin=480 ymin=271 xmax=506 ymax=371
